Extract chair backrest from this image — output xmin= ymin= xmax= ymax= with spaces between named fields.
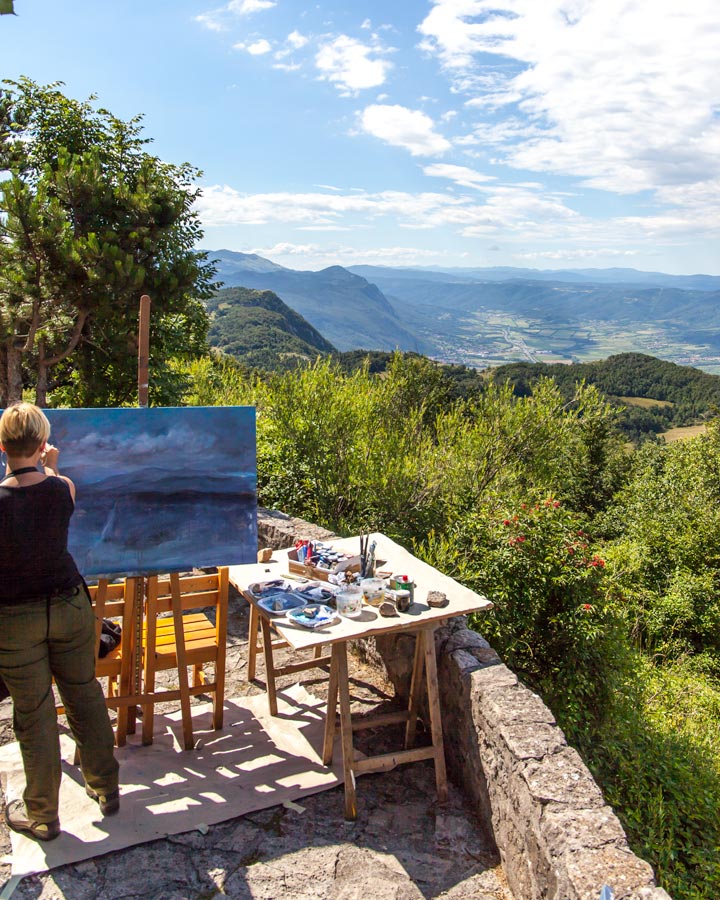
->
xmin=87 ymin=579 xmax=128 ymax=664
xmin=151 ymin=570 xmax=228 ymax=617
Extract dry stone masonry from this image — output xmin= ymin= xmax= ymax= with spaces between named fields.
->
xmin=258 ymin=508 xmax=672 ymax=900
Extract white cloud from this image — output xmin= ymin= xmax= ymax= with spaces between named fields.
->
xmin=229 ymin=0 xmax=276 ymax=13
xmin=516 ymin=248 xmax=643 ymax=262
xmin=195 ymin=182 xmax=578 ymax=236
xmin=196 ymin=0 xmax=275 ymax=31
xmin=315 ymin=35 xmax=392 ymax=93
xmin=423 ymin=163 xmax=496 ymax=188
xmin=287 ymin=30 xmax=309 ymax=48
xmin=195 ymin=12 xmax=227 ymax=32
xmin=418 ymin=0 xmax=720 ymax=198
xmin=360 ymin=105 xmax=452 ymax=157
xmin=249 ymin=242 xmax=467 ymax=268
xmin=246 ymin=39 xmax=272 ymax=55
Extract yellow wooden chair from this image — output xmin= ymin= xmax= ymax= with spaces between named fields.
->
xmin=88 ymin=578 xmax=135 ymax=746
xmin=56 ymin=578 xmax=135 ymax=751
xmin=141 ymin=568 xmax=229 ymax=749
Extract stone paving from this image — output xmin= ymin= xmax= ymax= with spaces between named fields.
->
xmin=0 ymin=587 xmax=512 ymax=900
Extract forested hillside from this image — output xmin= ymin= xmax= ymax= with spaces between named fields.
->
xmin=207 ymin=287 xmax=336 ymax=369
xmin=494 ymin=352 xmax=720 ymax=440
xmin=183 ymin=353 xmax=720 ymax=900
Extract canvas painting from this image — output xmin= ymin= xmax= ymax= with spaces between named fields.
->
xmin=44 ymin=406 xmax=257 ymax=578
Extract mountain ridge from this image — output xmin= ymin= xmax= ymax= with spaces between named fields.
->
xmin=206 ymin=250 xmax=720 ymax=371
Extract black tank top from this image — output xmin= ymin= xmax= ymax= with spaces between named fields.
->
xmin=0 ymin=477 xmax=82 ymax=603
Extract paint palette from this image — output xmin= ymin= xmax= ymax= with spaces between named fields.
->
xmin=286 ymin=604 xmax=338 ymax=629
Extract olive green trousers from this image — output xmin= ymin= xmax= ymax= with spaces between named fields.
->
xmin=0 ymin=585 xmax=119 ymax=824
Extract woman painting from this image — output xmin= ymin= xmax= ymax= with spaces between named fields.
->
xmin=0 ymin=402 xmax=119 ymax=841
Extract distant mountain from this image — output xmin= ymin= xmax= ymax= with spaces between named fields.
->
xmin=206 ymin=251 xmax=720 ymax=370
xmin=206 ymin=287 xmax=336 ymax=369
xmin=348 ymin=264 xmax=720 ymax=292
xmin=207 ymin=250 xmax=426 ymax=353
xmin=344 ymin=265 xmax=720 ymax=370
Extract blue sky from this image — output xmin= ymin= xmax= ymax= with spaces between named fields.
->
xmin=2 ymin=0 xmax=719 ymax=275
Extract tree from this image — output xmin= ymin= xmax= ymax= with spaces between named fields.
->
xmin=0 ymin=77 xmax=216 ymax=407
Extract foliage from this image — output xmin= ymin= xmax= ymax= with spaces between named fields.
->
xmin=600 ymin=423 xmax=720 ymax=670
xmin=333 ymin=349 xmax=488 ymax=402
xmin=206 ymin=286 xmax=335 ymax=370
xmin=184 ymin=355 xmax=627 ymax=539
xmin=183 ymin=351 xmax=720 ymax=897
xmin=494 ymin=352 xmax=720 ymax=440
xmin=0 ymin=77 xmax=215 ymax=406
xmin=421 ymin=498 xmax=623 ymax=733
xmin=586 ymin=657 xmax=720 ymax=900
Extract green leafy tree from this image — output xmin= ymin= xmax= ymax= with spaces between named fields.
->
xmin=0 ymin=77 xmax=215 ymax=406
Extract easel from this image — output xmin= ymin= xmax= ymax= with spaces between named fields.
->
xmin=100 ymin=295 xmax=203 ymax=750
xmin=127 ymin=295 xmax=151 ymax=737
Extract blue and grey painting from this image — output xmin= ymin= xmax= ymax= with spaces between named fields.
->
xmin=44 ymin=406 xmax=257 ymax=578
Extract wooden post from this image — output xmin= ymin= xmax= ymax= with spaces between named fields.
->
xmin=138 ymin=294 xmax=151 ymax=408
xmin=130 ymin=293 xmax=151 ymax=731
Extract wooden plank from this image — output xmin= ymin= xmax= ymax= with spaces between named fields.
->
xmin=322 ymin=648 xmax=340 ymax=766
xmin=213 ymin=566 xmax=229 ymax=729
xmin=170 ymin=572 xmax=195 ymax=751
xmin=260 ymin=615 xmax=279 ymax=716
xmin=353 ymin=746 xmax=436 ymax=775
xmin=336 ymin=644 xmax=357 ymax=821
xmin=351 ymin=711 xmax=411 ymax=732
xmin=405 ymin=630 xmax=425 ymax=748
xmin=422 ymin=627 xmax=448 ymax=803
xmin=272 ymin=657 xmax=331 ymax=677
xmin=247 ymin=602 xmax=259 ymax=682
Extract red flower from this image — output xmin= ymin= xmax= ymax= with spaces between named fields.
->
xmin=503 ymin=519 xmax=511 ymax=526
xmin=582 ymin=603 xmax=593 ymax=611
xmin=553 ymin=500 xmax=560 ymax=508
xmin=517 ymin=535 xmax=526 ymax=543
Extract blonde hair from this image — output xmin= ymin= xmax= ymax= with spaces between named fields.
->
xmin=0 ymin=402 xmax=51 ymax=457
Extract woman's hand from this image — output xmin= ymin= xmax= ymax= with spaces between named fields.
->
xmin=41 ymin=444 xmax=60 ymax=472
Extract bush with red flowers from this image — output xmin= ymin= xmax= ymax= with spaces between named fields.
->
xmin=422 ymin=495 xmax=622 ymax=731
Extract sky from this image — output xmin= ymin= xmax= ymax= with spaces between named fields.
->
xmin=2 ymin=0 xmax=719 ymax=275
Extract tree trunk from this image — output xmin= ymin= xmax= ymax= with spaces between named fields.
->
xmin=4 ymin=345 xmax=23 ymax=404
xmin=0 ymin=345 xmax=8 ymax=408
xmin=35 ymin=346 xmax=48 ymax=408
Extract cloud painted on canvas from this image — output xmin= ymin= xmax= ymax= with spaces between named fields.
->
xmin=45 ymin=407 xmax=257 ymax=578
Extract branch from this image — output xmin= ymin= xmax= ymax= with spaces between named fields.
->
xmin=40 ymin=309 xmax=89 ymax=366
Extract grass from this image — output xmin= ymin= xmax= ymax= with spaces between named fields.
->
xmin=663 ymin=425 xmax=707 ymax=442
xmin=620 ymin=396 xmax=674 ymax=409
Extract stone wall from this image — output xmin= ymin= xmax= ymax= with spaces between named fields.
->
xmin=257 ymin=509 xmax=672 ymax=900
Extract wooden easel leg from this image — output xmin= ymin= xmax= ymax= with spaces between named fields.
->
xmin=405 ymin=630 xmax=426 ymax=749
xmin=322 ymin=645 xmax=340 ymax=765
xmin=128 ymin=576 xmax=145 ymax=735
xmin=336 ymin=643 xmax=357 ymax=821
xmin=170 ymin=573 xmax=194 ymax=751
xmin=422 ymin=627 xmax=448 ymax=803
xmin=247 ymin=602 xmax=259 ymax=682
xmin=260 ymin=615 xmax=279 ymax=716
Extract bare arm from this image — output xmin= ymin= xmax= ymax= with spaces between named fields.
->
xmin=40 ymin=444 xmax=76 ymax=503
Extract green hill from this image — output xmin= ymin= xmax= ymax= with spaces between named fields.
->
xmin=207 ymin=286 xmax=336 ymax=369
xmin=493 ymin=352 xmax=720 ymax=439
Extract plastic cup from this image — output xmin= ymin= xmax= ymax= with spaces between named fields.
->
xmin=335 ymin=585 xmax=363 ymax=618
xmin=361 ymin=577 xmax=385 ymax=607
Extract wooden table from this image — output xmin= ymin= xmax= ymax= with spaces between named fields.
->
xmin=229 ymin=532 xmax=492 ymax=820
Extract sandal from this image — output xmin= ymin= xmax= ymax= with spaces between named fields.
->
xmin=4 ymin=799 xmax=60 ymax=842
xmin=85 ymin=785 xmax=120 ymax=816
